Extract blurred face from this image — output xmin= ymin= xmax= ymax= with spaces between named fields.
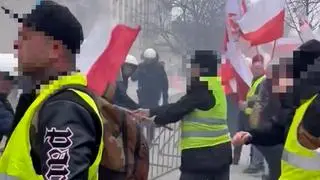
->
xmin=271 ymin=59 xmax=294 ymax=94
xmin=251 ymin=61 xmax=265 ymax=77
xmin=190 ymin=63 xmax=200 ymax=78
xmin=17 ymin=26 xmax=52 ymax=73
xmin=122 ymin=63 xmax=137 ymax=77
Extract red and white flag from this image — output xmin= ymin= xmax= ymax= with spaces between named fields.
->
xmin=219 ymin=30 xmax=237 ymax=95
xmin=86 ymin=25 xmax=140 ymax=96
xmin=221 ymin=0 xmax=252 ymax=101
xmin=238 ymin=0 xmax=285 ymax=45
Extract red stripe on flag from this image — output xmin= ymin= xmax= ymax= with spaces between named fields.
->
xmin=87 ymin=24 xmax=141 ymax=96
xmin=235 ymin=71 xmax=249 ymax=101
xmin=241 ymin=10 xmax=285 ymax=45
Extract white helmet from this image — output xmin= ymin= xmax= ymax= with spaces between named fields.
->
xmin=0 ymin=54 xmax=18 ymax=76
xmin=143 ymin=48 xmax=157 ymax=59
xmin=125 ymin=54 xmax=138 ymax=65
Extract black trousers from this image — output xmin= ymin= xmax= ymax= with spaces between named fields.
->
xmin=180 ymin=166 xmax=230 ymax=180
xmin=98 ymin=166 xmax=126 ymax=180
xmin=256 ymin=145 xmax=283 ymax=180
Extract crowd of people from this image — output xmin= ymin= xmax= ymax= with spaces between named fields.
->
xmin=0 ymin=1 xmax=319 ymax=180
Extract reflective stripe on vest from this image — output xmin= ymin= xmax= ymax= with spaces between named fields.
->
xmin=183 ymin=117 xmax=227 ymax=125
xmin=0 ymin=174 xmax=17 ymax=179
xmin=282 ymin=149 xmax=320 ymax=171
xmin=0 ymin=73 xmax=103 ymax=180
xmin=181 ymin=76 xmax=230 ymax=150
xmin=181 ymin=128 xmax=229 ymax=138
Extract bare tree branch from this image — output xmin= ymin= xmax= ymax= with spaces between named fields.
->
xmin=132 ymin=0 xmax=225 ymax=55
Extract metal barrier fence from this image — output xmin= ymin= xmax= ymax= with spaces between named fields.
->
xmin=147 ymin=122 xmax=181 ymax=180
xmin=145 ymin=92 xmax=184 ymax=180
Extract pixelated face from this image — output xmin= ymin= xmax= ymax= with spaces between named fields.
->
xmin=287 ymin=50 xmax=320 ymax=96
xmin=17 ymin=26 xmax=52 ymax=73
xmin=251 ymin=61 xmax=264 ymax=77
xmin=190 ymin=63 xmax=200 ymax=77
xmin=271 ymin=58 xmax=294 ymax=93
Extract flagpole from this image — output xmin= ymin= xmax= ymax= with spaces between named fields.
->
xmin=270 ymin=40 xmax=277 ymax=61
xmin=285 ymin=0 xmax=304 ymax=43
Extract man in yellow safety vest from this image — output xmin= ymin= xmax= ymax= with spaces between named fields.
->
xmin=235 ymin=54 xmax=266 ymax=173
xmin=232 ymin=39 xmax=320 ymax=180
xmin=0 ymin=1 xmax=104 ymax=179
xmin=133 ymin=50 xmax=232 ymax=180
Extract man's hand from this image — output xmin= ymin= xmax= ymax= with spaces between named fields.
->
xmin=232 ymin=131 xmax=252 ymax=146
xmin=130 ymin=108 xmax=153 ymax=123
xmin=238 ymin=101 xmax=247 ymax=111
xmin=133 ymin=108 xmax=150 ymax=117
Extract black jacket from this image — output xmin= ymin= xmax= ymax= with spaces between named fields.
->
xmin=131 ymin=60 xmax=169 ymax=107
xmin=0 ymin=94 xmax=14 ymax=137
xmin=113 ymin=81 xmax=140 ymax=110
xmin=248 ymin=87 xmax=320 ymax=146
xmin=149 ymin=83 xmax=232 ymax=173
xmin=13 ymin=89 xmax=101 ymax=179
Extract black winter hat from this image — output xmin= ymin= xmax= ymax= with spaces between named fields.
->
xmin=22 ymin=0 xmax=84 ymax=54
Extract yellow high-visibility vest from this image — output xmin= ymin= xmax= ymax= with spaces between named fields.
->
xmin=280 ymin=94 xmax=320 ymax=180
xmin=181 ymin=76 xmax=230 ymax=150
xmin=0 ymin=73 xmax=104 ymax=180
xmin=245 ymin=75 xmax=266 ymax=115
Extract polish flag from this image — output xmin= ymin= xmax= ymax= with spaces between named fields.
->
xmin=222 ymin=0 xmax=251 ymax=100
xmin=222 ymin=0 xmax=252 ymax=101
xmin=219 ymin=32 xmax=236 ymax=95
xmin=86 ymin=25 xmax=140 ymax=96
xmin=238 ymin=0 xmax=285 ymax=45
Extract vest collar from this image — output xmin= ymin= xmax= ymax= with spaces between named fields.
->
xmin=38 ymin=72 xmax=87 ymax=95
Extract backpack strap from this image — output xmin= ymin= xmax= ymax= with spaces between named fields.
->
xmin=121 ymin=111 xmax=129 ymax=173
xmin=133 ymin=124 xmax=141 ymax=174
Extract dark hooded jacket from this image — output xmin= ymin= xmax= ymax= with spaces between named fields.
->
xmin=131 ymin=57 xmax=168 ymax=108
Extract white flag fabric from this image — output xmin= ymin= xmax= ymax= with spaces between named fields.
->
xmin=238 ymin=0 xmax=285 ymax=45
